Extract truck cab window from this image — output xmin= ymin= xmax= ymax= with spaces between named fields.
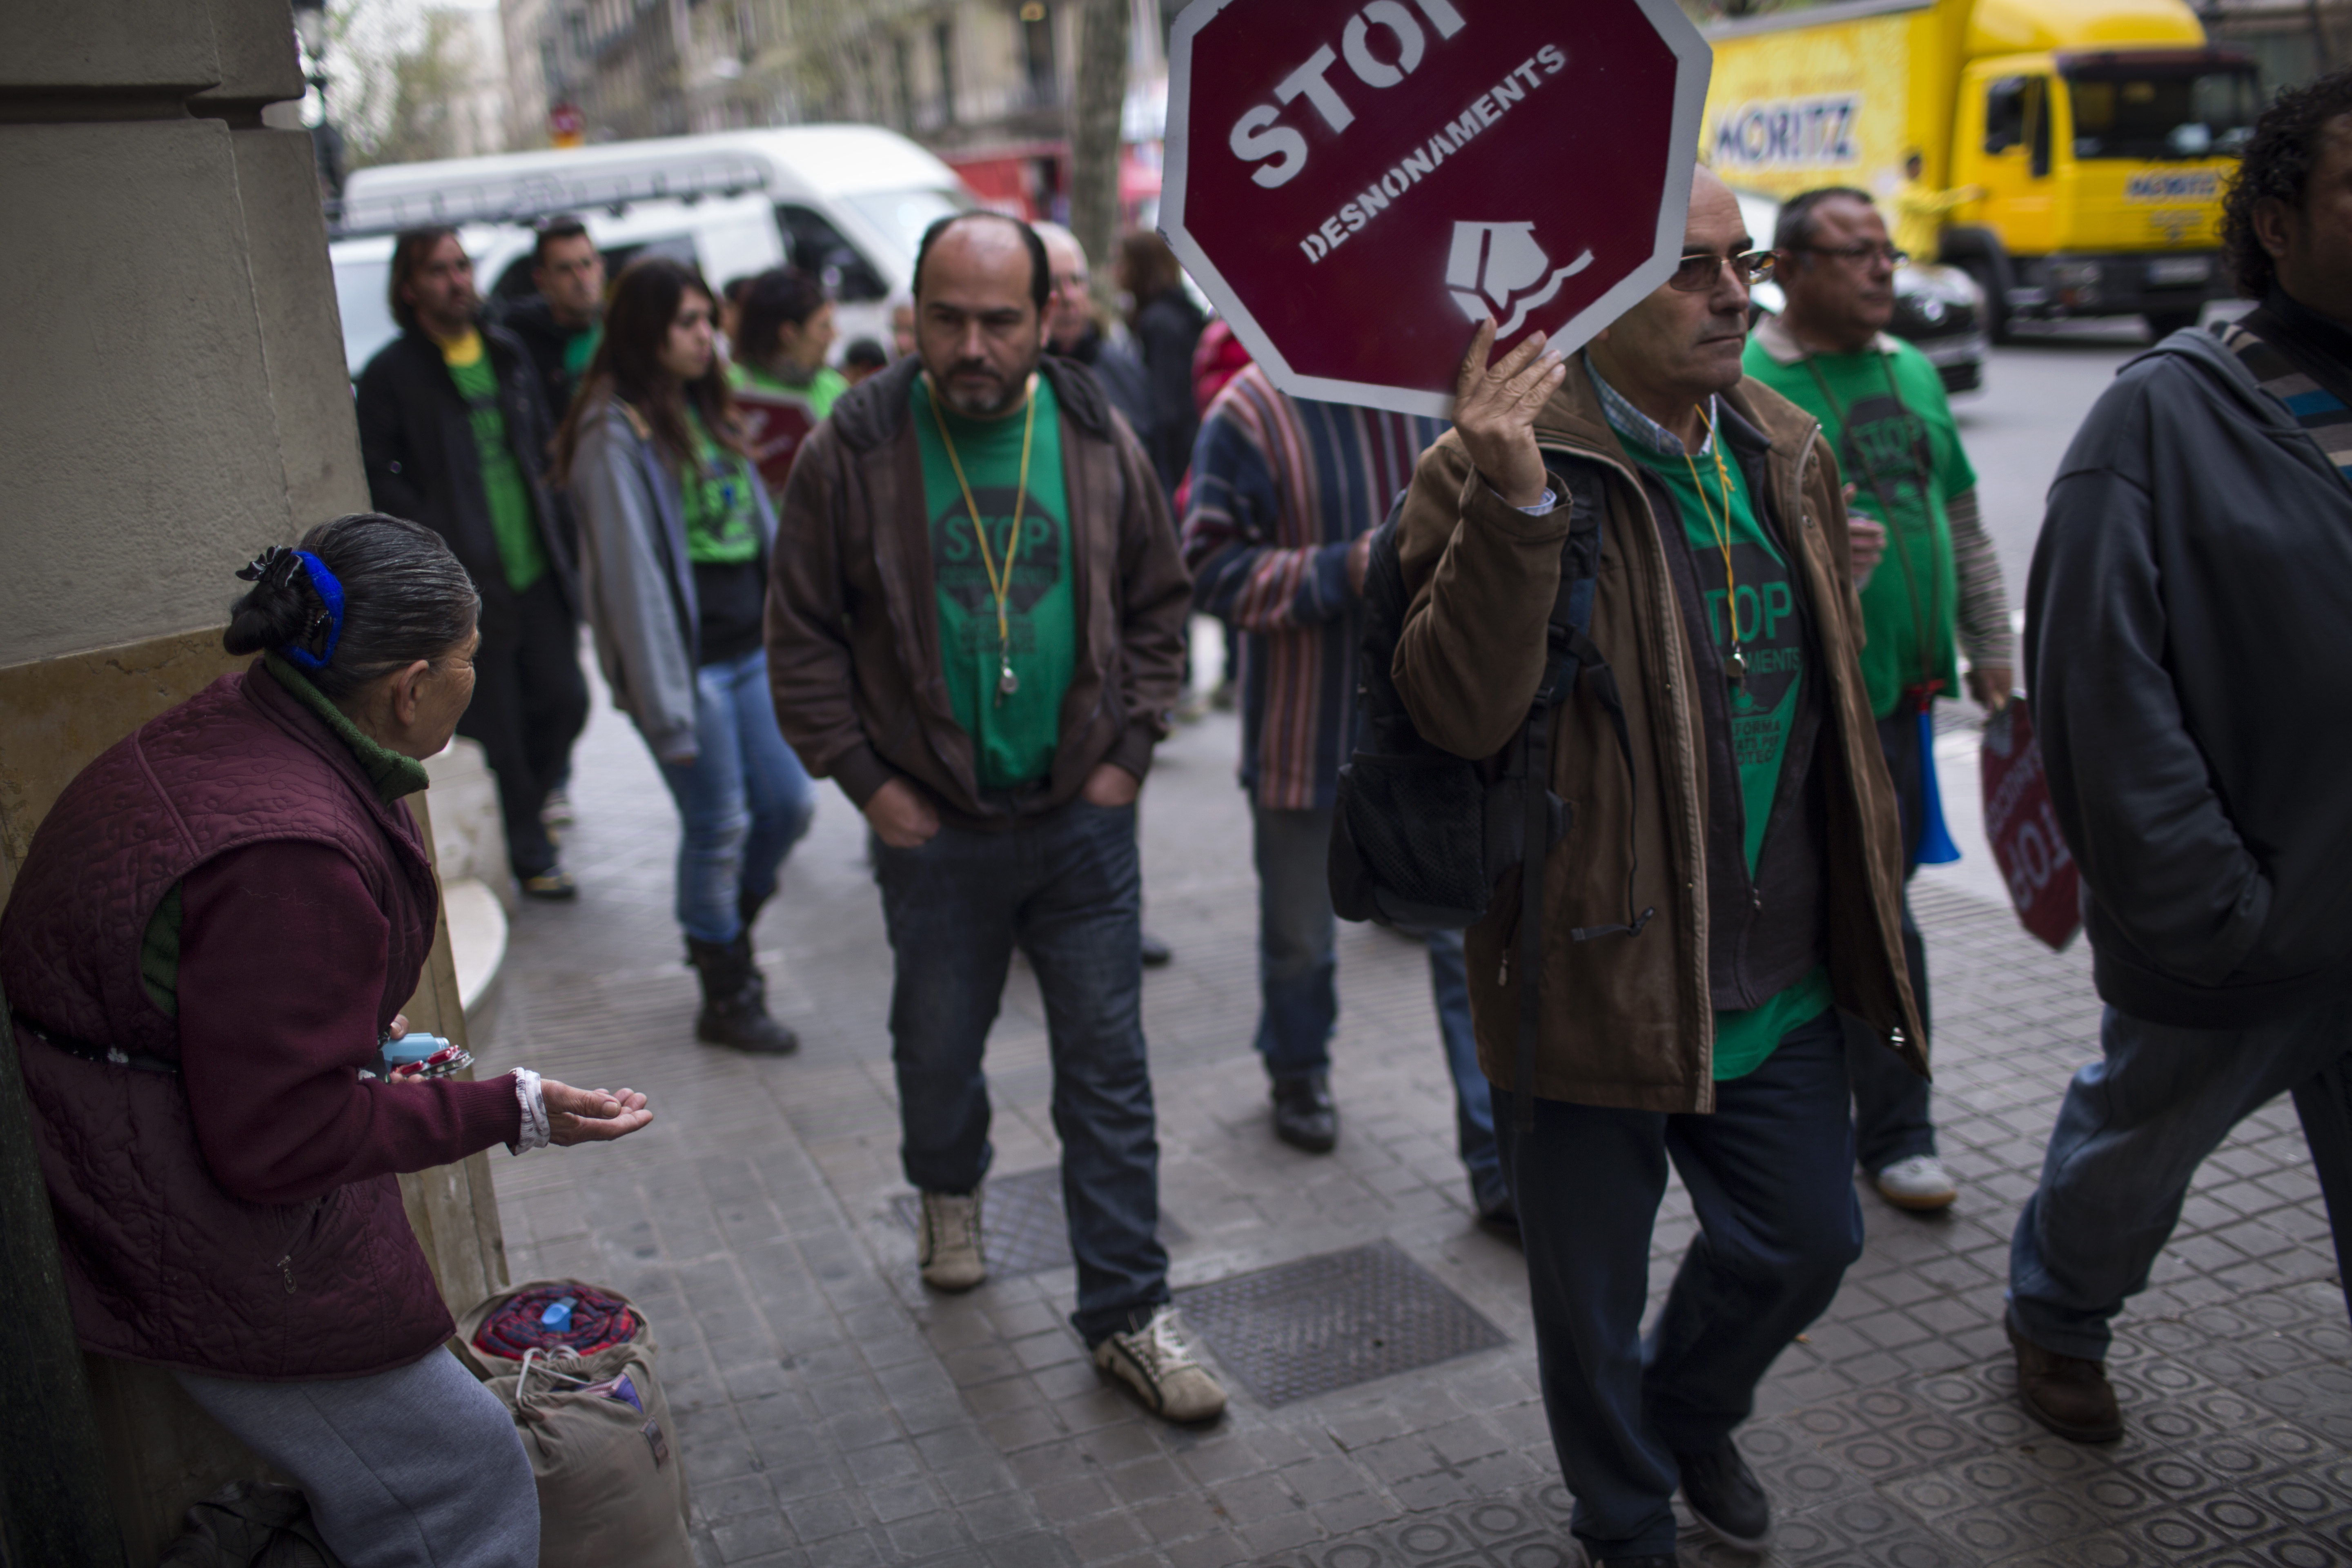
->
xmin=1983 ymin=76 xmax=2049 ymax=176
xmin=1984 ymin=78 xmax=2026 ymax=154
xmin=2029 ymin=77 xmax=2051 ymax=178
xmin=2066 ymin=62 xmax=2261 ymax=159
xmin=775 ymin=204 xmax=888 ymax=302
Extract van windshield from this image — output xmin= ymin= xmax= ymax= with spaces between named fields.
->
xmin=2066 ymin=62 xmax=2261 ymax=160
xmin=844 ymin=187 xmax=975 ymax=267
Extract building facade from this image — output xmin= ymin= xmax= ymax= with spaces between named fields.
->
xmin=497 ymin=0 xmax=1174 ymax=225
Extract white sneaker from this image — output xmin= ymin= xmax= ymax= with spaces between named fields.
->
xmin=917 ymin=1190 xmax=986 ymax=1290
xmin=1876 ymin=1154 xmax=1958 ymax=1211
xmin=1093 ymin=1304 xmax=1228 ymax=1423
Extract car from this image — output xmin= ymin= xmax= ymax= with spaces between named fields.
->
xmin=1734 ymin=187 xmax=1990 ymax=394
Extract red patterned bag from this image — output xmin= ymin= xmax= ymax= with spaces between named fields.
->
xmin=1980 ymin=698 xmax=2081 ymax=951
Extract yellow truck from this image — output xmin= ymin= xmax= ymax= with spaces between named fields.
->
xmin=1702 ymin=0 xmax=2263 ymax=335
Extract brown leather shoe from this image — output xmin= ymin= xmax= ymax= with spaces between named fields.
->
xmin=2007 ymin=1308 xmax=2122 ymax=1442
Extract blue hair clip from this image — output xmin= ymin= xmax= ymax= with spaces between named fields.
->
xmin=281 ymin=551 xmax=346 ymax=671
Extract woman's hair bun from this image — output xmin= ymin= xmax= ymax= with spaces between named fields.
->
xmin=223 ymin=548 xmax=323 ymax=657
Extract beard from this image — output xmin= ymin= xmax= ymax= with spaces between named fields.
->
xmin=936 ymin=355 xmax=1035 ymax=417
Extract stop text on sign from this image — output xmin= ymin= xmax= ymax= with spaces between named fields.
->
xmin=1231 ymin=0 xmax=1470 ymax=188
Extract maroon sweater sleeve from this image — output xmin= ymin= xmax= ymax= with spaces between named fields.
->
xmin=177 ymin=840 xmax=522 ymax=1205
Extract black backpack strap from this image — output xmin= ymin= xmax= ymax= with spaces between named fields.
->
xmin=1511 ymin=473 xmax=1655 ymax=1129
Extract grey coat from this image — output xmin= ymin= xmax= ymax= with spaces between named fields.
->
xmin=2028 ymin=321 xmax=2352 ymax=1027
xmin=566 ymin=394 xmax=778 ymax=761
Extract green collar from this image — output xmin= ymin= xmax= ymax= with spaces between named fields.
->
xmin=259 ymin=654 xmax=432 ymax=805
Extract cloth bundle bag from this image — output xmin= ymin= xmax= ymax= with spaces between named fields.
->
xmin=160 ymin=1481 xmax=341 ymax=1568
xmin=457 ymin=1279 xmax=692 ymax=1566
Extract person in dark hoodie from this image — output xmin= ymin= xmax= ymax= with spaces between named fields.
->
xmin=502 ymin=214 xmax=606 ymax=422
xmin=2008 ymin=68 xmax=2352 ymax=1446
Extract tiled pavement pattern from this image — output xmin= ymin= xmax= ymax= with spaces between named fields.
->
xmin=474 ymin=675 xmax=2349 ymax=1568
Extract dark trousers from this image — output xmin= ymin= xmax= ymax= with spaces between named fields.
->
xmin=1495 ymin=1010 xmax=1863 ymax=1560
xmin=2010 ymin=999 xmax=2352 ymax=1361
xmin=874 ymin=798 xmax=1169 ymax=1346
xmin=1845 ymin=708 xmax=1936 ymax=1173
xmin=456 ymin=575 xmax=587 ymax=879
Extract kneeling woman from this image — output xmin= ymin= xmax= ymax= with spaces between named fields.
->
xmin=0 ymin=514 xmax=651 ymax=1568
xmin=558 ymin=256 xmax=814 ymax=1052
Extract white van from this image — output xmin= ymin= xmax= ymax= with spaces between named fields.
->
xmin=329 ymin=125 xmax=976 ymax=377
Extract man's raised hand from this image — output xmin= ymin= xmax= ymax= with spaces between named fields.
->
xmin=1452 ymin=319 xmax=1566 ymax=510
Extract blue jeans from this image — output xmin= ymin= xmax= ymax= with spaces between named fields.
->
xmin=652 ymin=650 xmax=816 ymax=945
xmin=2009 ymin=999 xmax=2352 ymax=1362
xmin=874 ymin=797 xmax=1168 ymax=1346
xmin=1253 ymin=804 xmax=1502 ymax=1209
xmin=1494 ymin=1010 xmax=1862 ymax=1561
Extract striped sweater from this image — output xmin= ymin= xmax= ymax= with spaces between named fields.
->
xmin=2224 ymin=317 xmax=2352 ymax=483
xmin=1181 ymin=365 xmax=1447 ymax=810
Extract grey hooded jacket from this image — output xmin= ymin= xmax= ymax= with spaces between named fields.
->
xmin=566 ymin=394 xmax=778 ymax=761
xmin=2027 ymin=320 xmax=2352 ymax=1027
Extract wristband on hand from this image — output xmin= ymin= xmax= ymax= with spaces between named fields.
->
xmin=510 ymin=1068 xmax=551 ymax=1154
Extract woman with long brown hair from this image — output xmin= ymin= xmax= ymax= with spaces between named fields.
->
xmin=555 ymin=256 xmax=812 ymax=1053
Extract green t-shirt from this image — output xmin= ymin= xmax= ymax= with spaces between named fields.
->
xmin=737 ymin=360 xmax=849 ymax=421
xmin=441 ymin=332 xmax=548 ymax=594
xmin=1742 ymin=338 xmax=1972 ymax=719
xmin=911 ymin=373 xmax=1076 ymax=792
xmin=679 ymin=409 xmax=763 ymax=565
xmin=1630 ymin=437 xmax=1832 ymax=1080
xmin=561 ymin=324 xmax=601 ymax=385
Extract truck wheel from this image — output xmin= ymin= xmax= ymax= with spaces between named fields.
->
xmin=2144 ymin=310 xmax=2200 ymax=337
xmin=1961 ymin=261 xmax=2012 ymax=344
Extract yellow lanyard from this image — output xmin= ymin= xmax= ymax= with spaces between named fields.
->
xmin=922 ymin=374 xmax=1037 ymax=704
xmin=1680 ymin=403 xmax=1748 ymax=685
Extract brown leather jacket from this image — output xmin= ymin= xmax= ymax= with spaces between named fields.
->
xmin=1392 ymin=362 xmax=1925 ymax=1113
xmin=766 ymin=353 xmax=1192 ymax=828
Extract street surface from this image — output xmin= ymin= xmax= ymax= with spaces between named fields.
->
xmin=469 ymin=335 xmax=2348 ymax=1567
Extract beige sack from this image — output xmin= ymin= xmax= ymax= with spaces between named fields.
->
xmin=458 ymin=1281 xmax=691 ymax=1568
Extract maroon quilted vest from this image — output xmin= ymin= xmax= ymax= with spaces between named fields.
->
xmin=0 ymin=668 xmax=455 ymax=1379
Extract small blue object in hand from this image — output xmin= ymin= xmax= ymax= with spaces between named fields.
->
xmin=383 ymin=1033 xmax=453 ymax=1066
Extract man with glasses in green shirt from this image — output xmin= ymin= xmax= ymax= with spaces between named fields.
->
xmin=1391 ymin=166 xmax=1924 ymax=1565
xmin=1744 ymin=187 xmax=2016 ymax=1215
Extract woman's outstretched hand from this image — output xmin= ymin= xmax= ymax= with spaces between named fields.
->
xmin=541 ymin=1080 xmax=653 ymax=1145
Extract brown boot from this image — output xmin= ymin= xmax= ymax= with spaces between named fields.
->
xmin=2007 ymin=1308 xmax=2122 ymax=1442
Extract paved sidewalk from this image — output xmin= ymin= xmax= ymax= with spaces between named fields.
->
xmin=474 ymin=683 xmax=2350 ymax=1568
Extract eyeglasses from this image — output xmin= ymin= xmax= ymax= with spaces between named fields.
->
xmin=1797 ymin=241 xmax=1910 ymax=267
xmin=1668 ymin=250 xmax=1775 ymax=292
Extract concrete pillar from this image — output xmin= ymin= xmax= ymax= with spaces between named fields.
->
xmin=0 ymin=3 xmax=509 ymax=1559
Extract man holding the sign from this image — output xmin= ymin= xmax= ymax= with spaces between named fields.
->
xmin=2007 ymin=73 xmax=2352 ymax=1446
xmin=1743 ymin=185 xmax=2017 ymax=1216
xmin=1390 ymin=167 xmax=1923 ymax=1564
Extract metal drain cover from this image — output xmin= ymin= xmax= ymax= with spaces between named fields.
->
xmin=1177 ymin=1239 xmax=1508 ymax=1406
xmin=892 ymin=1166 xmax=1186 ymax=1279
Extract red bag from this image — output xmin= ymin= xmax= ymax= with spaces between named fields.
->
xmin=1980 ymin=698 xmax=2081 ymax=951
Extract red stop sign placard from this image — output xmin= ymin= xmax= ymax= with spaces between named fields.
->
xmin=1163 ymin=0 xmax=1711 ymax=416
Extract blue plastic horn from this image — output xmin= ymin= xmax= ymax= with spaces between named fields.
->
xmin=1915 ymin=707 xmax=1962 ymax=865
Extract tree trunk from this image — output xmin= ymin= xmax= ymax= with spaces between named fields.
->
xmin=1069 ymin=0 xmax=1131 ymax=299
